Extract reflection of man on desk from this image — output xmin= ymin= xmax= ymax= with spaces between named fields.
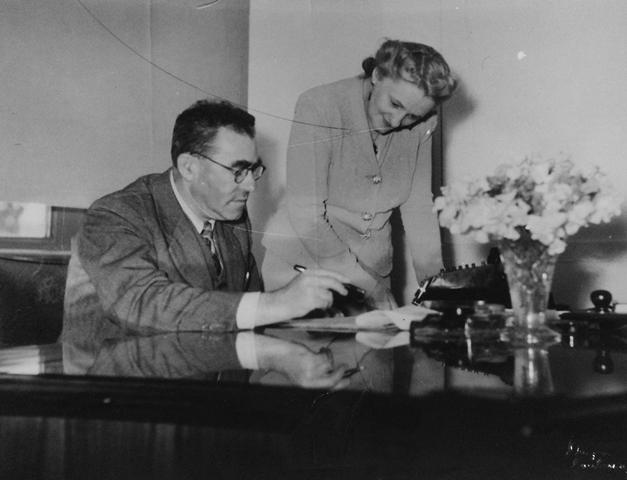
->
xmin=62 ymin=99 xmax=349 ymax=349
xmin=83 ymin=331 xmax=352 ymax=390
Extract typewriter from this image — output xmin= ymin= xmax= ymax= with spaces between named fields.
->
xmin=413 ymin=247 xmax=512 ymax=310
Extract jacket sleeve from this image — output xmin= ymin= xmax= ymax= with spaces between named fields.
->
xmin=399 ymin=116 xmax=444 ymax=281
xmin=285 ymin=91 xmax=380 ymax=293
xmin=88 ymin=332 xmax=244 ymax=377
xmin=75 ymin=199 xmax=245 ymax=333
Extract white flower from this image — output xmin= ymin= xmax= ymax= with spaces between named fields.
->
xmin=433 ymin=153 xmax=623 ymax=253
xmin=548 ymin=238 xmax=568 ymax=255
xmin=590 ymin=192 xmax=623 ymax=224
xmin=527 ymin=212 xmax=567 ymax=246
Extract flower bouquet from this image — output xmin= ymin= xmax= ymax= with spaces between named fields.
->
xmin=433 ymin=153 xmax=622 ymax=341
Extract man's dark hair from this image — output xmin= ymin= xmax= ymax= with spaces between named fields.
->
xmin=171 ymin=99 xmax=256 ymax=167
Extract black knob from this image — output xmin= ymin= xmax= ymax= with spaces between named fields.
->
xmin=593 ymin=349 xmax=614 ymax=374
xmin=591 ymin=290 xmax=613 ymax=312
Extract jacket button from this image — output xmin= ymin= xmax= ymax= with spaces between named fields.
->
xmin=361 ymin=212 xmax=373 ymax=221
xmin=371 ymin=174 xmax=382 ymax=184
xmin=361 ymin=230 xmax=371 ymax=240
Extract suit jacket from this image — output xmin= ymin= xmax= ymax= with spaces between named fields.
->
xmin=62 ymin=169 xmax=263 ymax=349
xmin=87 ymin=332 xmax=246 ymax=380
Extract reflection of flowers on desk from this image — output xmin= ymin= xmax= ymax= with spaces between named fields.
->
xmin=434 ymin=154 xmax=622 ymax=254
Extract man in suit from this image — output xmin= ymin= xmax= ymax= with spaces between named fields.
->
xmin=62 ymin=99 xmax=349 ymax=349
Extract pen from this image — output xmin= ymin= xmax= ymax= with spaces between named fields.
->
xmin=342 ymin=366 xmax=364 ymax=378
xmin=293 ymin=265 xmax=367 ymax=301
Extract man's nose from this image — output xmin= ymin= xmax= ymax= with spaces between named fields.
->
xmin=239 ymin=170 xmax=256 ymax=192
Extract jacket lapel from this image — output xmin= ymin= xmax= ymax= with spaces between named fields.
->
xmin=351 ymin=77 xmax=381 ymax=169
xmin=213 ymin=220 xmax=246 ymax=292
xmin=150 ymin=170 xmax=220 ymax=289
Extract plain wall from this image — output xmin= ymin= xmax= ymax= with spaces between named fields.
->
xmin=0 ymin=0 xmax=250 ymax=208
xmin=4 ymin=1 xmax=627 ymax=310
xmin=248 ymin=0 xmax=627 ymax=309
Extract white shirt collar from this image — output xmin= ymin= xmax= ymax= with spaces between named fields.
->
xmin=170 ymin=169 xmax=213 ymax=233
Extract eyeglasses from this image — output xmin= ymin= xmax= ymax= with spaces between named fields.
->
xmin=191 ymin=152 xmax=266 ymax=184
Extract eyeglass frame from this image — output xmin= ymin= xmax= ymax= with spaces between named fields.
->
xmin=190 ymin=151 xmax=266 ymax=184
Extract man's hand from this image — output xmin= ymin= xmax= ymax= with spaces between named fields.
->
xmin=277 ymin=345 xmax=351 ymax=389
xmin=256 ymin=335 xmax=352 ymax=390
xmin=257 ymin=269 xmax=350 ymax=325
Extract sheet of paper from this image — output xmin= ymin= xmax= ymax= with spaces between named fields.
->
xmin=355 ymin=305 xmax=440 ymax=330
xmin=277 ymin=305 xmax=439 ymax=332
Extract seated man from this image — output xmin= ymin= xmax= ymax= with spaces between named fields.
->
xmin=62 ymin=99 xmax=349 ymax=347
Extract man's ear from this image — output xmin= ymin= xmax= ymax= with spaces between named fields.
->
xmin=176 ymin=153 xmax=198 ymax=182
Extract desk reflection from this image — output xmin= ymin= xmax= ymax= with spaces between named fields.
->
xmin=3 ymin=321 xmax=627 ymax=400
xmin=4 ymin=322 xmax=627 ymax=480
xmin=60 ymin=330 xmax=350 ymax=389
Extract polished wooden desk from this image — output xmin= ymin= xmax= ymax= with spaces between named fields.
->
xmin=1 ymin=318 xmax=627 ymax=480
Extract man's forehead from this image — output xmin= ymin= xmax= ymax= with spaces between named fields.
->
xmin=212 ymin=128 xmax=257 ymax=159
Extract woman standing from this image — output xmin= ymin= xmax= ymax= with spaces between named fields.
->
xmin=262 ymin=39 xmax=457 ymax=309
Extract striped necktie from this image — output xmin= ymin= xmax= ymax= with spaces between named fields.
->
xmin=201 ymin=221 xmax=222 ymax=277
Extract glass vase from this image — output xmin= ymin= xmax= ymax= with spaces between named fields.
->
xmin=497 ymin=235 xmax=561 ymax=344
xmin=513 ymin=345 xmax=555 ymax=397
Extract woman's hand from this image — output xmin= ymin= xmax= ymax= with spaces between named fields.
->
xmin=368 ymin=282 xmax=398 ymax=311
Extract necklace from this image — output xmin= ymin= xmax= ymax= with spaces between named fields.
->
xmin=371 ymin=132 xmax=380 ymax=156
xmin=368 ymin=107 xmax=380 ymax=156
xmin=364 ymin=83 xmax=382 ymax=158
